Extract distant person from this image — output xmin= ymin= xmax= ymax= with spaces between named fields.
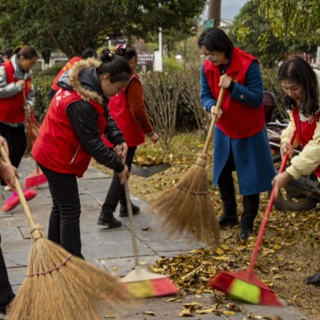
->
xmin=2 ymin=49 xmax=13 ymax=63
xmin=47 ymin=48 xmax=97 ymax=100
xmin=198 ymin=28 xmax=275 ymax=240
xmin=0 ymin=46 xmax=39 ymax=199
xmin=97 ymin=45 xmax=159 ymax=228
xmin=32 ymin=53 xmax=132 ymax=258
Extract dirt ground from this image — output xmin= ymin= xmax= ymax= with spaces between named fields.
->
xmin=92 ymin=134 xmax=320 ymax=320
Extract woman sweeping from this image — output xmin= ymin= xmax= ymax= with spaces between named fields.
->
xmin=32 ymin=53 xmax=131 ymax=258
xmin=198 ymin=28 xmax=275 ymax=240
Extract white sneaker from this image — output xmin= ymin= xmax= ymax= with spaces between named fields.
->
xmin=3 ymin=185 xmax=10 ymax=191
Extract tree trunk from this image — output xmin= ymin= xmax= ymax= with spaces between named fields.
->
xmin=208 ymin=0 xmax=221 ymax=28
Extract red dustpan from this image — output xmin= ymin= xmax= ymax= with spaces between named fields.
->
xmin=210 ymin=133 xmax=296 ymax=306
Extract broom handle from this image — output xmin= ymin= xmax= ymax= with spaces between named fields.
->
xmin=202 ymin=88 xmax=224 ymax=155
xmin=248 ymin=132 xmax=296 ymax=273
xmin=124 ymin=181 xmax=140 ymax=267
xmin=0 ymin=146 xmax=36 ymax=229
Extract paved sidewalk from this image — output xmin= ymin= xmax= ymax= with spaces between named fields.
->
xmin=0 ymin=157 xmax=310 ymax=320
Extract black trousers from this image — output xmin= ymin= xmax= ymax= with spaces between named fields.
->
xmin=38 ymin=164 xmax=83 ymax=258
xmin=0 ymin=123 xmax=26 ymax=186
xmin=218 ymin=149 xmax=260 ymax=230
xmin=101 ymin=147 xmax=136 ymax=214
xmin=0 ymin=234 xmax=15 ymax=310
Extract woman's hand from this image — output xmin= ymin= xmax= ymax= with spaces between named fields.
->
xmin=150 ymin=132 xmax=159 ymax=143
xmin=219 ymin=74 xmax=232 ymax=89
xmin=114 ymin=142 xmax=128 ymax=159
xmin=117 ymin=165 xmax=130 ymax=185
xmin=280 ymin=142 xmax=294 ymax=159
xmin=272 ymin=171 xmax=292 ymax=198
xmin=17 ymin=80 xmax=25 ymax=90
xmin=24 ymin=104 xmax=31 ymax=117
xmin=211 ymin=105 xmax=223 ymax=119
xmin=0 ymin=161 xmax=18 ymax=188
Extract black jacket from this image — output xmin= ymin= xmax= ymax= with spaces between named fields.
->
xmin=57 ymin=67 xmax=125 ymax=173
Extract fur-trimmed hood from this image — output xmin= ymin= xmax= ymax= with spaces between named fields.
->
xmin=57 ymin=58 xmax=105 ymax=105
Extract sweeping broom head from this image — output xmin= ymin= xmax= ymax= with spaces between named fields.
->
xmin=6 ymin=225 xmax=136 ymax=320
xmin=148 ymin=153 xmax=220 ymax=244
xmin=23 ymin=167 xmax=47 ymax=189
xmin=210 ymin=270 xmax=283 ymax=306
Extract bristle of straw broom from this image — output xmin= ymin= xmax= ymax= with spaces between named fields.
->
xmin=6 ymin=225 xmax=135 ymax=320
xmin=148 ymin=153 xmax=220 ymax=244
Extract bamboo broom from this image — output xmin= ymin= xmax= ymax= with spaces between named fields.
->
xmin=148 ymin=88 xmax=224 ymax=244
xmin=0 ymin=146 xmax=134 ymax=320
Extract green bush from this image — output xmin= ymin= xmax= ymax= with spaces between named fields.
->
xmin=32 ymin=63 xmax=65 ymax=121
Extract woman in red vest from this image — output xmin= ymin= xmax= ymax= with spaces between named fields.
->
xmin=32 ymin=53 xmax=131 ymax=258
xmin=272 ymin=56 xmax=320 ymax=285
xmin=0 ymin=46 xmax=38 ymax=189
xmin=98 ymin=45 xmax=159 ymax=228
xmin=198 ymin=28 xmax=275 ymax=241
xmin=47 ymin=48 xmax=97 ymax=100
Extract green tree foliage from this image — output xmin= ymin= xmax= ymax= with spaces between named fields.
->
xmin=0 ymin=0 xmax=206 ymax=58
xmin=259 ymin=0 xmax=320 ymax=45
xmin=229 ymin=0 xmax=317 ymax=67
xmin=229 ymin=0 xmax=286 ymax=68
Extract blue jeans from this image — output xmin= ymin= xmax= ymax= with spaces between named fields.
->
xmin=38 ymin=164 xmax=83 ymax=258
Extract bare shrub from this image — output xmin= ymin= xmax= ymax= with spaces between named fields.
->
xmin=141 ymin=71 xmax=181 ymax=151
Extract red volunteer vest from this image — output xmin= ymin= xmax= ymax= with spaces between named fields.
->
xmin=51 ymin=57 xmax=82 ymax=92
xmin=105 ymin=74 xmax=145 ymax=148
xmin=292 ymin=108 xmax=320 ymax=177
xmin=203 ymin=47 xmax=265 ymax=138
xmin=0 ymin=61 xmax=32 ymax=123
xmin=33 ymin=88 xmax=107 ymax=177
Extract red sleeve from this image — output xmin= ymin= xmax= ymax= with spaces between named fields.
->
xmin=126 ymin=78 xmax=154 ymax=135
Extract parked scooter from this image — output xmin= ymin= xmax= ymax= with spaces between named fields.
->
xmin=265 ymin=91 xmax=320 ymax=211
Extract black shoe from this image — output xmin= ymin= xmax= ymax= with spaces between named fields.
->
xmin=305 ymin=272 xmax=320 ymax=285
xmin=239 ymin=228 xmax=252 ymax=241
xmin=119 ymin=202 xmax=140 ymax=217
xmin=218 ymin=214 xmax=238 ymax=228
xmin=97 ymin=213 xmax=122 ymax=228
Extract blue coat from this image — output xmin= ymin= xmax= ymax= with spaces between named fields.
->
xmin=200 ymin=61 xmax=275 ymax=195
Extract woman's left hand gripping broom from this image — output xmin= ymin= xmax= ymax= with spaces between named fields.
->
xmin=120 ymin=178 xmax=179 ymax=298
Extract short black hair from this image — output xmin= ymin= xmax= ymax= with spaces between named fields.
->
xmin=198 ymin=28 xmax=234 ymax=59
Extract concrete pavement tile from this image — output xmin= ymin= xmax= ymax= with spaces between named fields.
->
xmin=82 ymin=167 xmax=107 ymax=179
xmin=0 ymin=226 xmax=22 ymax=240
xmin=3 ymin=250 xmax=29 ymax=267
xmin=1 ymin=238 xmax=32 ymax=252
xmin=7 ymin=266 xmax=27 ymax=286
xmin=100 ymin=255 xmax=161 ymax=277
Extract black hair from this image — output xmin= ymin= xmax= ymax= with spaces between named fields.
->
xmin=97 ymin=48 xmax=132 ymax=83
xmin=12 ymin=46 xmax=39 ymax=60
xmin=115 ymin=45 xmax=137 ymax=61
xmin=3 ymin=49 xmax=13 ymax=58
xmin=278 ymin=56 xmax=319 ymax=116
xmin=81 ymin=48 xmax=97 ymax=59
xmin=197 ymin=28 xmax=234 ymax=59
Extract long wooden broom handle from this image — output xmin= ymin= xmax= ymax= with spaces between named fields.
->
xmin=202 ymin=88 xmax=224 ymax=155
xmin=124 ymin=181 xmax=140 ymax=268
xmin=0 ymin=145 xmax=36 ymax=229
xmin=248 ymin=132 xmax=296 ymax=273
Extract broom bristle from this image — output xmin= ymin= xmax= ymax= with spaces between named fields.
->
xmin=23 ymin=171 xmax=47 ymax=189
xmin=6 ymin=226 xmax=136 ymax=320
xmin=148 ymin=154 xmax=220 ymax=244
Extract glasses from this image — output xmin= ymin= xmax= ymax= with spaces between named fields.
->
xmin=200 ymin=51 xmax=219 ymax=60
